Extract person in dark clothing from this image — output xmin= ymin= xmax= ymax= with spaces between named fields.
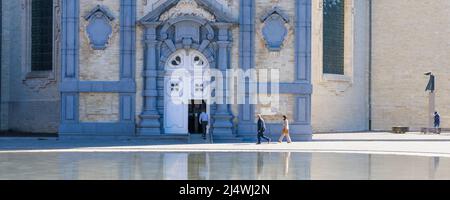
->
xmin=434 ymin=111 xmax=441 ymax=126
xmin=434 ymin=112 xmax=441 ymax=134
xmin=257 ymin=114 xmax=271 ymax=144
xmin=434 ymin=112 xmax=441 ymax=128
xmin=199 ymin=111 xmax=209 ymax=139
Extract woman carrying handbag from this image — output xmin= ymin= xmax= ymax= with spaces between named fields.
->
xmin=279 ymin=115 xmax=292 ymax=144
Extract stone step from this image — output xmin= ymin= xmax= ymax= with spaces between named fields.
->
xmin=188 ymin=134 xmax=212 ymax=144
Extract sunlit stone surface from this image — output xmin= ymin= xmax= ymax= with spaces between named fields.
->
xmin=0 ymin=152 xmax=449 ymax=180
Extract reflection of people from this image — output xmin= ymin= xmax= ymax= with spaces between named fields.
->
xmin=257 ymin=115 xmax=271 ymax=144
xmin=283 ymin=152 xmax=291 ymax=176
xmin=257 ymin=152 xmax=264 ymax=178
xmin=279 ymin=116 xmax=292 ymax=144
xmin=199 ymin=111 xmax=209 ymax=139
xmin=429 ymin=157 xmax=440 ymax=180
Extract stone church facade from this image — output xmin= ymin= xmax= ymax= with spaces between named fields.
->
xmin=1 ymin=0 xmax=447 ymax=140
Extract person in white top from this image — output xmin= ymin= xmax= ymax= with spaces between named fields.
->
xmin=279 ymin=115 xmax=292 ymax=143
xmin=199 ymin=111 xmax=209 ymax=139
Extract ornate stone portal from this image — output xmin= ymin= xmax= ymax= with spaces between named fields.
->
xmin=138 ymin=0 xmax=236 ymax=139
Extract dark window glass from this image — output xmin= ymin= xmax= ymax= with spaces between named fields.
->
xmin=323 ymin=0 xmax=345 ymax=75
xmin=31 ymin=0 xmax=53 ymax=71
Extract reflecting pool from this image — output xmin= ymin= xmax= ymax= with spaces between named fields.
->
xmin=0 ymin=152 xmax=449 ymax=180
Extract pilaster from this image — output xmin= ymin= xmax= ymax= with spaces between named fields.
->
xmin=139 ymin=22 xmax=162 ymax=135
xmin=212 ymin=23 xmax=234 ymax=139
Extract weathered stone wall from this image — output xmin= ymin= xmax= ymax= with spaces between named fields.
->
xmin=79 ymin=93 xmax=120 ymax=122
xmin=1 ymin=0 xmax=60 ymax=133
xmin=311 ymin=0 xmax=370 ymax=132
xmin=371 ymin=0 xmax=450 ymax=131
xmin=0 ymin=0 xmax=9 ymax=131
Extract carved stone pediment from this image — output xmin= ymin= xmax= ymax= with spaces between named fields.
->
xmin=139 ymin=0 xmax=236 ymax=23
xmin=84 ymin=5 xmax=116 ymax=50
xmin=160 ymin=0 xmax=216 ymax=22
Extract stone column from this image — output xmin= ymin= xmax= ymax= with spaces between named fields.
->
xmin=428 ymin=91 xmax=435 ymax=129
xmin=139 ymin=22 xmax=161 ymax=135
xmin=212 ymin=23 xmax=234 ymax=140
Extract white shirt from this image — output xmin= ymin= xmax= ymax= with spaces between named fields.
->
xmin=283 ymin=119 xmax=290 ymax=130
xmin=199 ymin=112 xmax=209 ymax=123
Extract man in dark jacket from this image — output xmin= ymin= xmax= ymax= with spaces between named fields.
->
xmin=434 ymin=112 xmax=441 ymax=134
xmin=434 ymin=112 xmax=441 ymax=127
xmin=257 ymin=114 xmax=271 ymax=144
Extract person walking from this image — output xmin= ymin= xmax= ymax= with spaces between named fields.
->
xmin=434 ymin=112 xmax=441 ymax=134
xmin=199 ymin=111 xmax=209 ymax=139
xmin=257 ymin=114 xmax=271 ymax=144
xmin=434 ymin=112 xmax=441 ymax=128
xmin=279 ymin=115 xmax=292 ymax=143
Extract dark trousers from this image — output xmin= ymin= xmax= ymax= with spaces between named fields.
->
xmin=201 ymin=122 xmax=209 ymax=138
xmin=435 ymin=122 xmax=440 ymax=128
xmin=257 ymin=131 xmax=271 ymax=144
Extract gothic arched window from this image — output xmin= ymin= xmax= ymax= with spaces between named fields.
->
xmin=31 ymin=0 xmax=53 ymax=71
xmin=323 ymin=0 xmax=345 ymax=75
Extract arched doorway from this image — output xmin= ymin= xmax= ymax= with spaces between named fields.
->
xmin=164 ymin=49 xmax=211 ymax=134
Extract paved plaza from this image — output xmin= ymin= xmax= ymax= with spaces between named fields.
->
xmin=1 ymin=132 xmax=450 ymax=157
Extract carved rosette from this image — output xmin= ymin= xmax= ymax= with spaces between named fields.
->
xmin=84 ymin=5 xmax=116 ymax=50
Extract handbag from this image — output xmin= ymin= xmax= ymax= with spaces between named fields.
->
xmin=282 ymin=128 xmax=289 ymax=135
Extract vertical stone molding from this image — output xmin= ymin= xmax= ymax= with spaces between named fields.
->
xmin=120 ymin=0 xmax=137 ymax=80
xmin=212 ymin=23 xmax=234 ymax=139
xmin=60 ymin=0 xmax=80 ymax=128
xmin=293 ymin=0 xmax=313 ymax=140
xmin=119 ymin=0 xmax=137 ymax=125
xmin=296 ymin=0 xmax=312 ymax=83
xmin=139 ymin=22 xmax=162 ymax=135
xmin=238 ymin=0 xmax=256 ymax=136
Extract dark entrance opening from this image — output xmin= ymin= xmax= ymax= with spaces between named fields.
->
xmin=188 ymin=100 xmax=207 ymax=134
